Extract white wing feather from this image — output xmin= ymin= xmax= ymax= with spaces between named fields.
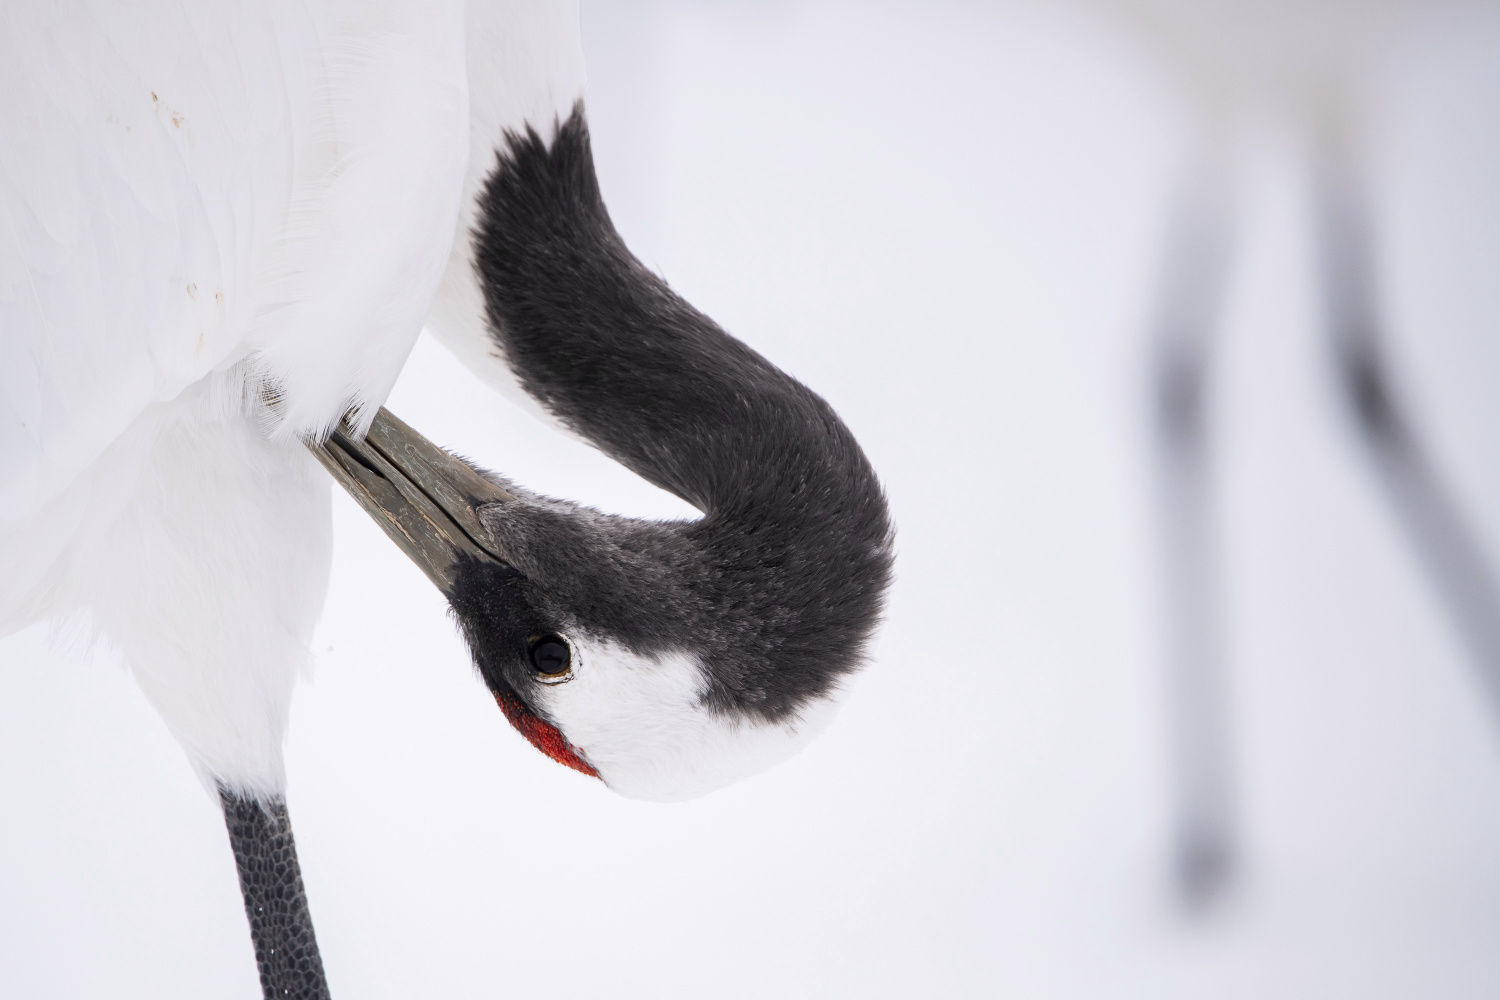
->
xmin=0 ymin=1 xmax=471 ymax=526
xmin=0 ymin=0 xmax=476 ymax=796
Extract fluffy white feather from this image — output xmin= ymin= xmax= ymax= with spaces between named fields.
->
xmin=0 ymin=1 xmax=471 ymax=526
xmin=0 ymin=0 xmax=583 ymax=798
xmin=426 ymin=0 xmax=587 ymax=428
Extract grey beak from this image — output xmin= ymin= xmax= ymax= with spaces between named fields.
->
xmin=306 ymin=408 xmax=513 ymax=593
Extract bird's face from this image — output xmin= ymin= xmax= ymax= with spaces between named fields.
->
xmin=455 ymin=596 xmax=845 ymax=801
xmin=311 ymin=408 xmax=842 ymax=801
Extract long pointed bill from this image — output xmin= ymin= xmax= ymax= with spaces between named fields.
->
xmin=309 ymin=409 xmax=599 ymax=779
xmin=306 ymin=408 xmax=513 ymax=593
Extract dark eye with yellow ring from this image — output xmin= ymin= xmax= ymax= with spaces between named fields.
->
xmin=529 ymin=635 xmax=571 ymax=676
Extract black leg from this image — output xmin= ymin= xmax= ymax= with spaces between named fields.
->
xmin=220 ymin=789 xmax=332 ymax=1000
xmin=1315 ymin=144 xmax=1500 ymax=720
xmin=1148 ymin=163 xmax=1237 ymax=909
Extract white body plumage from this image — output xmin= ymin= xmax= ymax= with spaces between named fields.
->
xmin=0 ymin=1 xmax=586 ymax=799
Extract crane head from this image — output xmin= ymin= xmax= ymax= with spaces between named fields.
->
xmin=311 ymin=408 xmax=884 ymax=801
xmin=309 ymin=104 xmax=892 ymax=801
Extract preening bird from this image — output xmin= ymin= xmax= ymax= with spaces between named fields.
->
xmin=0 ymin=3 xmax=893 ymax=996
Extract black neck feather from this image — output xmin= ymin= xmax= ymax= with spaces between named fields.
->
xmin=468 ymin=104 xmax=893 ymax=721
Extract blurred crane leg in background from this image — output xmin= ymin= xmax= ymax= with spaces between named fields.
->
xmin=1148 ymin=149 xmax=1238 ymax=909
xmin=1315 ymin=125 xmax=1500 ymax=724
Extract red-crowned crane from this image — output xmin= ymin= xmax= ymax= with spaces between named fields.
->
xmin=0 ymin=4 xmax=893 ymax=996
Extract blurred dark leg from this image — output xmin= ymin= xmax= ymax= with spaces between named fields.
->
xmin=1148 ymin=167 xmax=1237 ymax=910
xmin=1315 ymin=146 xmax=1500 ymax=720
xmin=221 ymin=789 xmax=332 ymax=1000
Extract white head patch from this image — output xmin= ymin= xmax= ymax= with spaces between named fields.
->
xmin=530 ymin=637 xmax=846 ymax=801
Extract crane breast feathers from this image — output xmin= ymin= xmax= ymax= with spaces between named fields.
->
xmin=0 ymin=3 xmax=469 ymax=526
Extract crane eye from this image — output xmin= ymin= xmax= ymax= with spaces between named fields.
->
xmin=529 ymin=634 xmax=573 ymax=681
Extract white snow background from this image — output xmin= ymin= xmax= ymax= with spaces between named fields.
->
xmin=4 ymin=2 xmax=1500 ymax=996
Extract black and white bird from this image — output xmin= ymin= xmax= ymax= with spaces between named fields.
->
xmin=0 ymin=3 xmax=893 ymax=996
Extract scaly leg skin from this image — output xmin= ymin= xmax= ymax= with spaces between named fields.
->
xmin=220 ymin=789 xmax=332 ymax=1000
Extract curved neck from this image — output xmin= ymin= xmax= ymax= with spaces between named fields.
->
xmin=469 ymin=106 xmax=893 ymax=720
xmin=474 ymin=108 xmax=879 ymax=524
